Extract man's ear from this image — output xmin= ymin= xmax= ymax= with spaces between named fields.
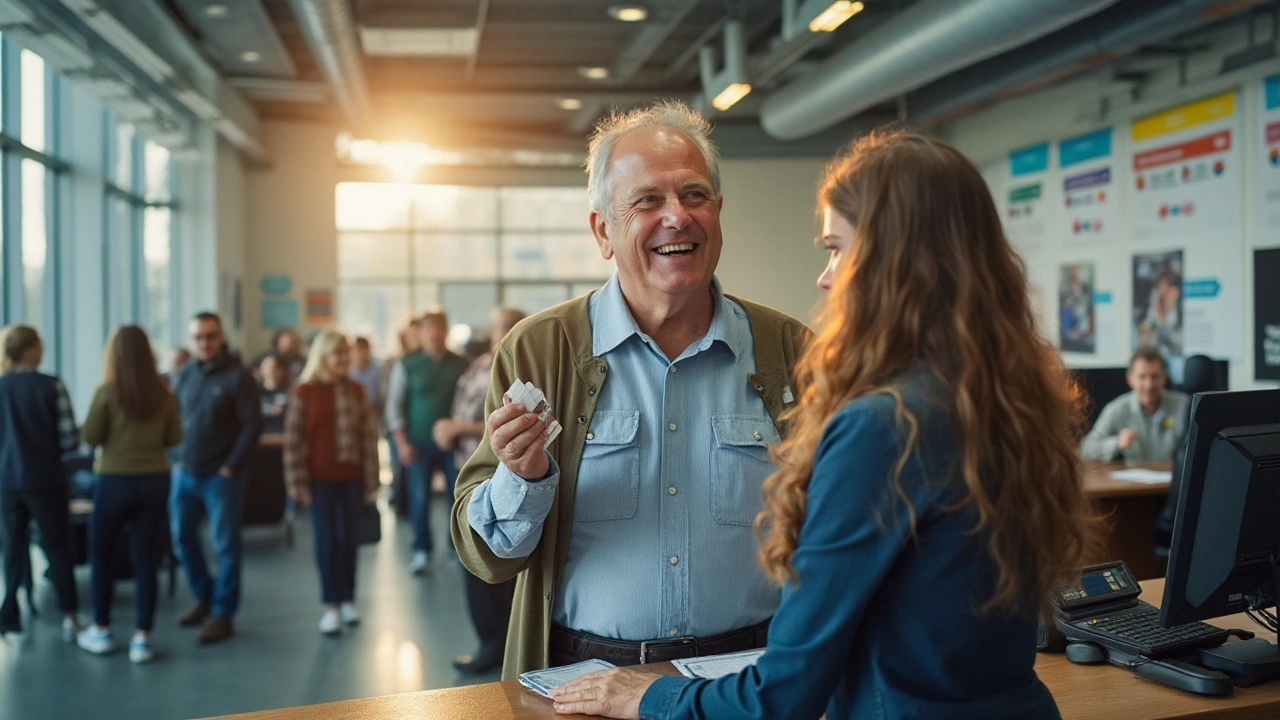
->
xmin=590 ymin=210 xmax=614 ymax=261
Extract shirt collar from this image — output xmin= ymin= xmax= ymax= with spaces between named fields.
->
xmin=590 ymin=274 xmax=743 ymax=359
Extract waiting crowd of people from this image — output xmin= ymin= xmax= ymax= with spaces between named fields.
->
xmin=0 ymin=303 xmax=523 ymax=670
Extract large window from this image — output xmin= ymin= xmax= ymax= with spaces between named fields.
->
xmin=105 ymin=118 xmax=175 ymax=353
xmin=336 ymin=183 xmax=612 ymax=356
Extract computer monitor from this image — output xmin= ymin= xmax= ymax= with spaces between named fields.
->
xmin=1160 ymin=388 xmax=1280 ymax=684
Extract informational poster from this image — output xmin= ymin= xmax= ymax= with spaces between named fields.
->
xmin=305 ymin=289 xmax=335 ymax=324
xmin=1059 ymin=128 xmax=1118 ymax=245
xmin=1128 ymin=91 xmax=1245 ymax=359
xmin=1005 ymin=143 xmax=1051 ymax=252
xmin=1256 ymin=248 xmax=1280 ymax=381
xmin=1259 ymin=75 xmax=1280 ymax=235
xmin=1130 ymin=91 xmax=1241 ymax=240
xmin=1132 ymin=250 xmax=1184 ymax=357
xmin=261 ymin=299 xmax=299 ymax=329
xmin=1059 ymin=262 xmax=1096 ymax=353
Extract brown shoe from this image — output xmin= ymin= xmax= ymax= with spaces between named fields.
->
xmin=197 ymin=615 xmax=234 ymax=644
xmin=179 ymin=602 xmax=211 ymax=627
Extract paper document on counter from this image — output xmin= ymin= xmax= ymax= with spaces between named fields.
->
xmin=1109 ymin=468 xmax=1173 ymax=484
xmin=519 ymin=659 xmax=616 ymax=698
xmin=673 ymin=649 xmax=766 ymax=679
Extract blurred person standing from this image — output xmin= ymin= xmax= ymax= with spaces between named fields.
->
xmin=76 ymin=326 xmax=183 ymax=663
xmin=258 ymin=354 xmax=291 ymax=437
xmin=434 ymin=307 xmax=524 ymax=674
xmin=385 ymin=310 xmax=468 ymax=574
xmin=385 ymin=319 xmax=420 ymax=518
xmin=171 ymin=312 xmax=262 ymax=644
xmin=284 ymin=331 xmax=380 ymax=635
xmin=162 ymin=348 xmax=191 ymax=387
xmin=0 ymin=325 xmax=82 ymax=639
xmin=257 ymin=328 xmax=307 ymax=381
xmin=349 ymin=336 xmax=384 ymax=417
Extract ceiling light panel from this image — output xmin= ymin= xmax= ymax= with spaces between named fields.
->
xmin=608 ymin=6 xmax=648 ymax=22
xmin=578 ymin=66 xmax=610 ymax=80
xmin=359 ymin=27 xmax=479 ymax=57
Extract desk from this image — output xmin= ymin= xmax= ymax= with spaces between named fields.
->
xmin=204 ymin=578 xmax=1280 ymax=720
xmin=1083 ymin=462 xmax=1171 ymax=581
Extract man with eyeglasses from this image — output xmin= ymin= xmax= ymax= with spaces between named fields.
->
xmin=170 ymin=312 xmax=262 ymax=644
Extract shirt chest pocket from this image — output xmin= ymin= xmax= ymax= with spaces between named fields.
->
xmin=575 ymin=410 xmax=641 ymax=522
xmin=710 ymin=415 xmax=780 ymax=526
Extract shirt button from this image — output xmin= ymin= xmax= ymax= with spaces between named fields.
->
xmin=667 ymin=486 xmax=677 ymax=495
xmin=669 ymin=366 xmax=677 ymax=374
xmin=586 ymin=432 xmax=594 ymax=441
xmin=669 ymin=556 xmax=678 ymax=565
xmin=668 ymin=422 xmax=677 ymax=432
xmin=669 ymin=628 xmax=678 ymax=637
xmin=753 ymin=431 xmax=763 ymax=441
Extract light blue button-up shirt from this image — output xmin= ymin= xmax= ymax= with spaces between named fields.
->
xmin=468 ymin=274 xmax=781 ymax=641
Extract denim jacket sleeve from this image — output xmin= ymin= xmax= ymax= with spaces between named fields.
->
xmin=639 ymin=402 xmax=922 ymax=720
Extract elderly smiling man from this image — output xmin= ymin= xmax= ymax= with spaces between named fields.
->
xmin=451 ymin=100 xmax=810 ymax=679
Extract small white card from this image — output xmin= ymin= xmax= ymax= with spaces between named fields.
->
xmin=672 ymin=649 xmax=765 ymax=679
xmin=518 ymin=659 xmax=617 ymax=698
xmin=506 ymin=378 xmax=563 ymax=448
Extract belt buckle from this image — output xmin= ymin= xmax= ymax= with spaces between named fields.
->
xmin=640 ymin=636 xmax=698 ymax=665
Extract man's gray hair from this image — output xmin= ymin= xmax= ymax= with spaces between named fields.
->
xmin=586 ymin=99 xmax=722 ymax=217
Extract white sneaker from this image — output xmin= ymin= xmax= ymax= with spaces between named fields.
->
xmin=77 ymin=626 xmax=117 ymax=655
xmin=339 ymin=603 xmax=361 ymax=625
xmin=318 ymin=609 xmax=342 ymax=636
xmin=129 ymin=636 xmax=155 ymax=664
xmin=61 ymin=616 xmax=84 ymax=643
xmin=410 ymin=551 xmax=431 ymax=575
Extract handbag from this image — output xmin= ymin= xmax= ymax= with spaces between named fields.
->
xmin=357 ymin=501 xmax=382 ymax=545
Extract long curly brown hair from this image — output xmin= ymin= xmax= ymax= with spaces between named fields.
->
xmin=757 ymin=129 xmax=1099 ymax=614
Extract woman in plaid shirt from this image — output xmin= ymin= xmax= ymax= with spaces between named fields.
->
xmin=284 ymin=331 xmax=380 ymax=636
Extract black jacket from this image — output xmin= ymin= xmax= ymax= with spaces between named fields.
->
xmin=0 ymin=370 xmax=76 ymax=493
xmin=174 ymin=350 xmax=262 ymax=476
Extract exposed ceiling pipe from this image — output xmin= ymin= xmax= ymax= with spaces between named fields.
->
xmin=286 ymin=0 xmax=374 ymax=131
xmin=759 ymin=0 xmax=1120 ymax=140
xmin=909 ymin=0 xmax=1273 ymax=126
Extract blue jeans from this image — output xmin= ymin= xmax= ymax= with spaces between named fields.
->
xmin=406 ymin=440 xmax=457 ymax=555
xmin=310 ymin=480 xmax=362 ymax=605
xmin=170 ymin=469 xmax=245 ymax=618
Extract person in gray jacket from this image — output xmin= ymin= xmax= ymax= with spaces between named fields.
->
xmin=1080 ymin=346 xmax=1188 ymax=463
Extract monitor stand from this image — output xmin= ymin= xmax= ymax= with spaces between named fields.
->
xmin=1198 ymin=558 xmax=1280 ymax=687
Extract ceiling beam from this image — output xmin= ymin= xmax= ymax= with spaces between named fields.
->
xmin=464 ymin=0 xmax=490 ymax=81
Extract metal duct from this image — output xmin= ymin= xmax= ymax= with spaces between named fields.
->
xmin=909 ymin=0 xmax=1272 ymax=126
xmin=759 ymin=0 xmax=1120 ymax=141
xmin=286 ymin=0 xmax=374 ymax=130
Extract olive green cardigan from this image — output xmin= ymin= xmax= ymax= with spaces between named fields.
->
xmin=450 ymin=292 xmax=811 ymax=680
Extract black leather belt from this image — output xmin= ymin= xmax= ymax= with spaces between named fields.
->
xmin=549 ymin=619 xmax=770 ymax=667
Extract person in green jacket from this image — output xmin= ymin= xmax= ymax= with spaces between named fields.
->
xmin=76 ymin=326 xmax=183 ymax=664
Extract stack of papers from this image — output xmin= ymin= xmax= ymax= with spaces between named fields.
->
xmin=519 ymin=659 xmax=616 ymax=698
xmin=672 ymin=649 xmax=766 ymax=679
xmin=1109 ymin=468 xmax=1173 ymax=484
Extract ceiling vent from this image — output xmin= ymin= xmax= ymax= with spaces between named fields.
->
xmin=359 ymin=26 xmax=478 ymax=57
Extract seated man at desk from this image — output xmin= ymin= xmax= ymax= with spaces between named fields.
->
xmin=452 ymin=101 xmax=809 ymax=679
xmin=1081 ymin=347 xmax=1188 ymax=463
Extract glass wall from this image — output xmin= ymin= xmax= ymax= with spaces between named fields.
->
xmin=335 ymin=183 xmax=612 ymax=356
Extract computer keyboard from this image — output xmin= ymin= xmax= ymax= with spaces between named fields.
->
xmin=1070 ymin=607 xmax=1229 ymax=658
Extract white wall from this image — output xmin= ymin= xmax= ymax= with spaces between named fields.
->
xmin=240 ymin=121 xmax=829 ymax=359
xmin=941 ymin=19 xmax=1280 ymax=390
xmin=215 ymin=138 xmax=249 ymax=352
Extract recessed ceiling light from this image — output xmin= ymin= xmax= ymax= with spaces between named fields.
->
xmin=608 ymin=5 xmax=648 ymax=22
xmin=240 ymin=51 xmax=262 ymax=63
xmin=203 ymin=3 xmax=229 ymax=18
xmin=558 ymin=98 xmax=584 ymax=111
xmin=578 ymin=66 xmax=610 ymax=80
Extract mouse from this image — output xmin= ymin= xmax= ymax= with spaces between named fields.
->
xmin=1066 ymin=642 xmax=1106 ymax=664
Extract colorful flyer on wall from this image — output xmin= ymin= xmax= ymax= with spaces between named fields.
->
xmin=1058 ymin=262 xmax=1097 ymax=354
xmin=1004 ymin=142 xmax=1051 ymax=254
xmin=1059 ymin=128 xmax=1117 ymax=246
xmin=1130 ymin=91 xmax=1242 ymax=241
xmin=1258 ymin=75 xmax=1280 ymax=236
xmin=1132 ymin=250 xmax=1184 ymax=357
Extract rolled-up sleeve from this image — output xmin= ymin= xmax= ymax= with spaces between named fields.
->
xmin=467 ymin=455 xmax=560 ymax=559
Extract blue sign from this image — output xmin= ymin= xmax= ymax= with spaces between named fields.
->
xmin=261 ymin=299 xmax=299 ymax=328
xmin=1093 ymin=292 xmax=1113 ymax=305
xmin=1009 ymin=143 xmax=1050 ymax=176
xmin=1266 ymin=75 xmax=1280 ymax=111
xmin=260 ymin=274 xmax=293 ymax=296
xmin=1059 ymin=128 xmax=1113 ymax=168
xmin=1184 ymin=279 xmax=1221 ymax=299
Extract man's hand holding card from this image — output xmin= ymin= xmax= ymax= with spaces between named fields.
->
xmin=485 ymin=377 xmax=562 ymax=481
